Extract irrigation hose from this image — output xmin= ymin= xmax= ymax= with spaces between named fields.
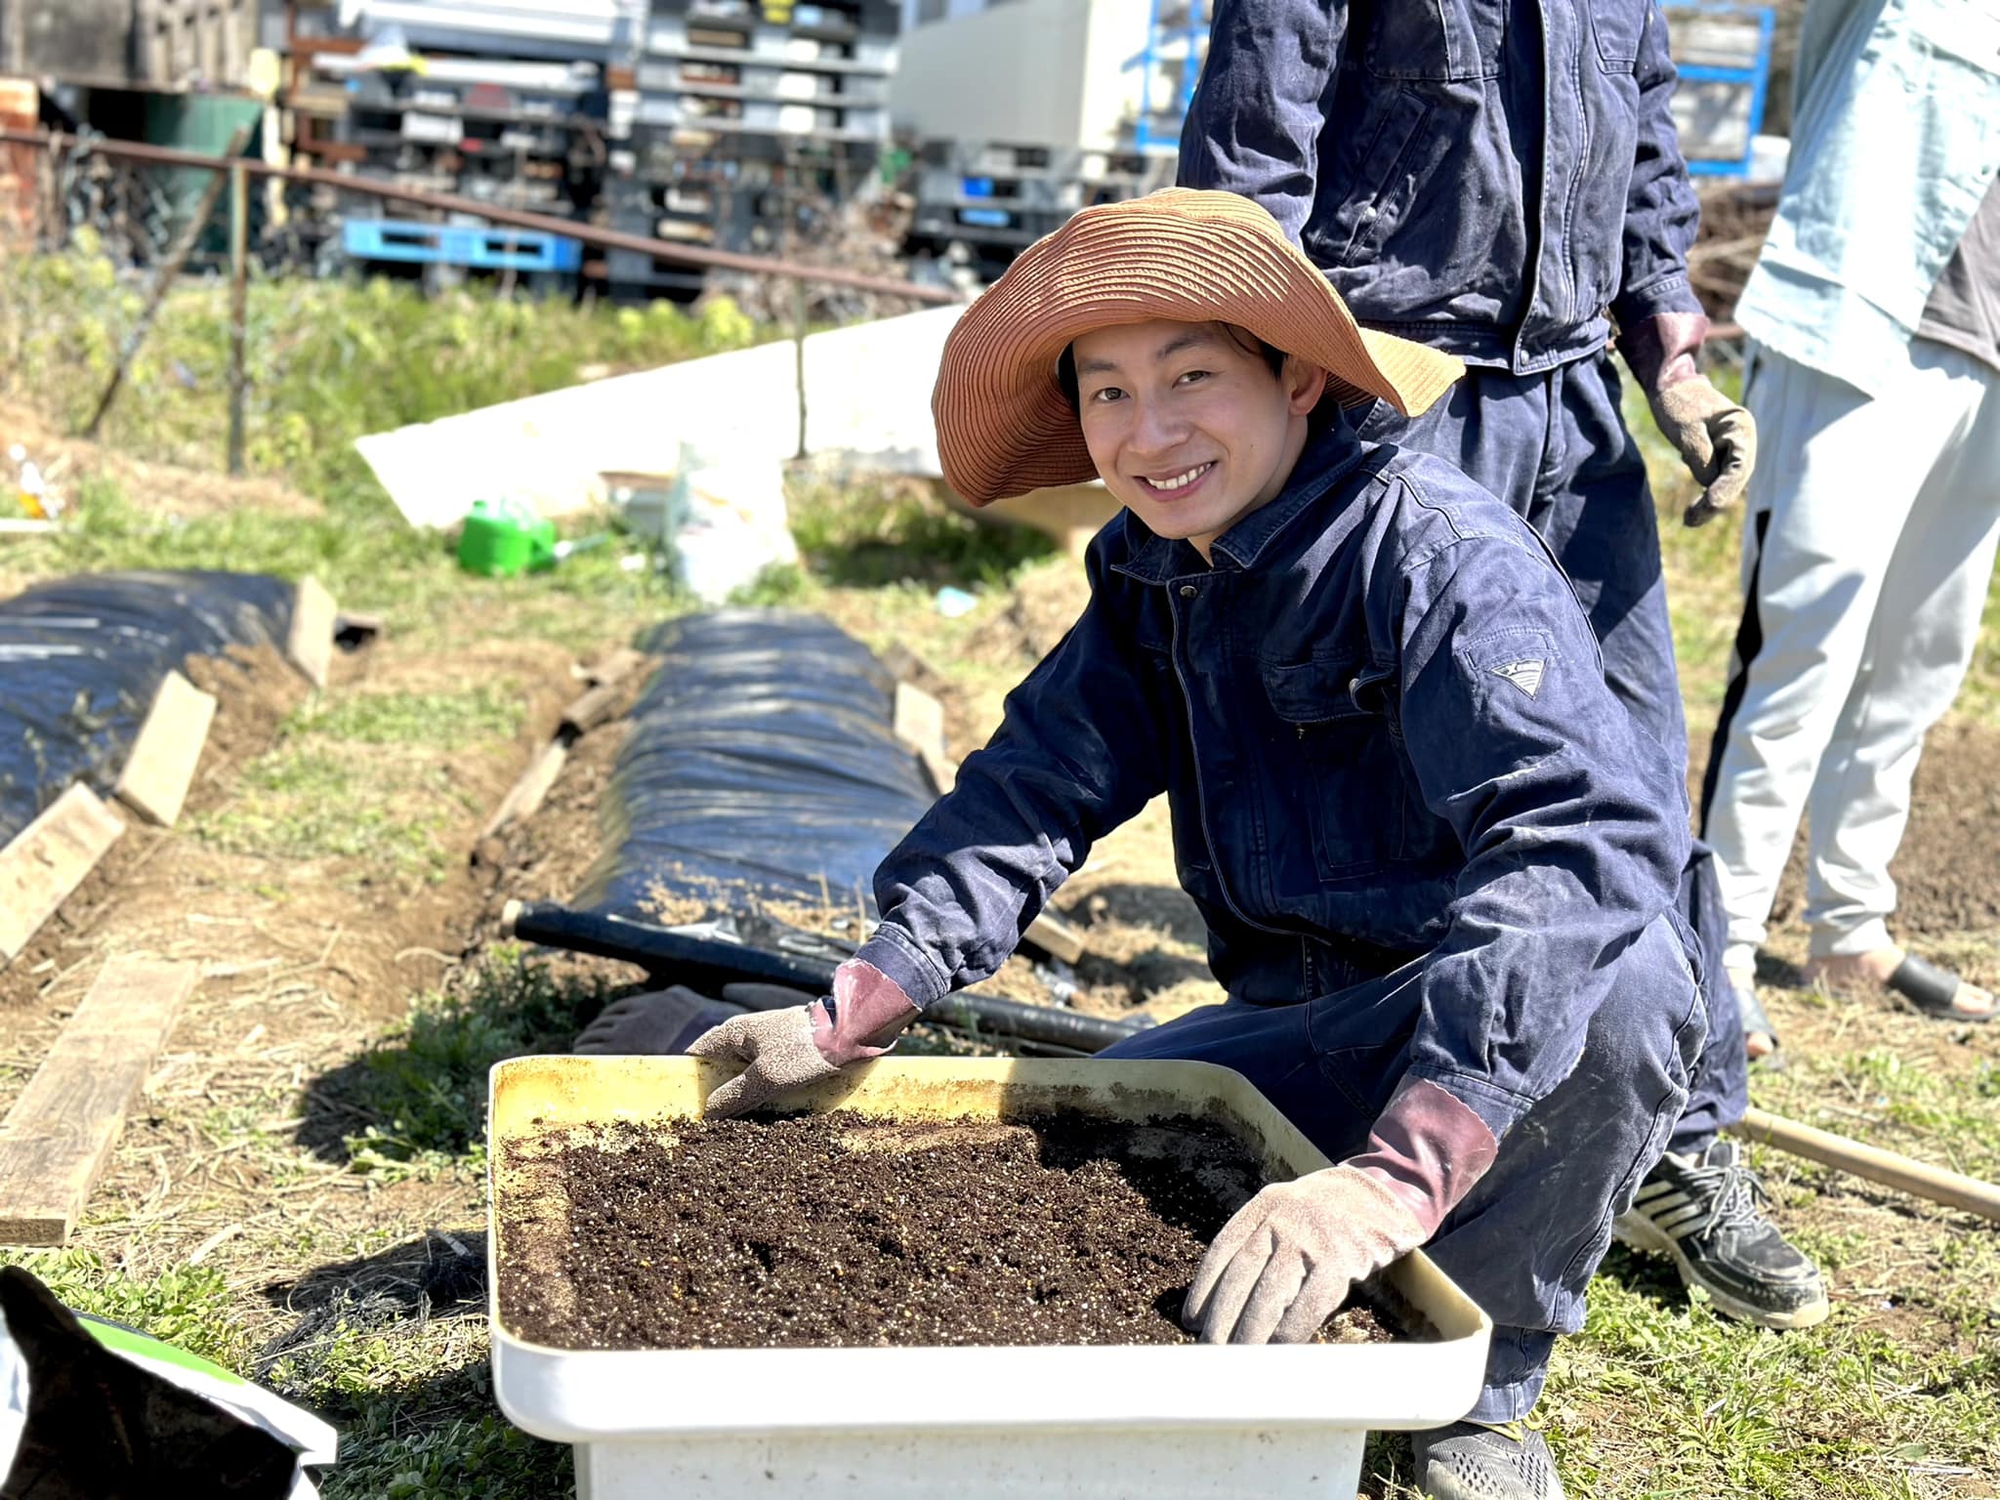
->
xmin=502 ymin=899 xmax=1151 ymax=1052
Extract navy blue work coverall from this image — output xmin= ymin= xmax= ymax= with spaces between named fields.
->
xmin=854 ymin=426 xmax=1706 ymax=1419
xmin=1178 ymin=0 xmax=1746 ymax=1147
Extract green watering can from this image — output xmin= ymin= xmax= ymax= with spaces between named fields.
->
xmin=458 ymin=499 xmax=558 ymax=578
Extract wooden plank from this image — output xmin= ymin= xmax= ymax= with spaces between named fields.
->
xmin=584 ymin=647 xmax=648 ymax=688
xmin=0 ymin=785 xmax=126 ymax=964
xmin=0 ymin=958 xmax=198 ymax=1245
xmin=287 ymin=574 xmax=337 ymax=689
xmin=1023 ymin=910 xmax=1087 ymax=967
xmin=480 ymin=739 xmax=570 ymax=840
xmin=893 ymin=680 xmax=958 ymax=794
xmin=893 ymin=681 xmax=947 ymax=762
xmin=113 ymin=670 xmax=217 ymax=828
xmin=560 ymin=681 xmax=624 ymax=737
xmin=890 ymin=682 xmax=1080 ymax=962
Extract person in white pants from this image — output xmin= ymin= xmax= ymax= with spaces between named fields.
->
xmin=1702 ymin=0 xmax=2000 ymax=1045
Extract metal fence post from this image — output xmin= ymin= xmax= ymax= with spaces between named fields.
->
xmin=227 ymin=159 xmax=248 ymax=477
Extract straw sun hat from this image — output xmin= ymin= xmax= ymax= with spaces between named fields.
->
xmin=932 ymin=188 xmax=1465 ymax=505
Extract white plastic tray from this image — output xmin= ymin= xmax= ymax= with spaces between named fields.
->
xmin=488 ymin=1055 xmax=1493 ymax=1499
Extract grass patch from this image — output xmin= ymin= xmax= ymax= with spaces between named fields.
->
xmin=786 ymin=474 xmax=1056 ymax=589
xmin=1751 ymin=1044 xmax=2000 ymax=1184
xmin=321 ymin=1413 xmax=572 ymax=1500
xmin=195 ymin=751 xmax=467 ymax=876
xmin=1546 ymin=1248 xmax=2000 ymax=1499
xmin=5 ymin=477 xmax=692 ymax=659
xmin=291 ymin=686 xmax=524 ymax=750
xmin=0 ymin=1248 xmax=242 ymax=1366
xmin=326 ymin=955 xmax=632 ymax=1171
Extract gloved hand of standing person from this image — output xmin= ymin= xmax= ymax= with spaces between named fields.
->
xmin=1620 ymin=311 xmax=1758 ymax=528
xmin=686 ymin=958 xmax=919 ymax=1118
xmin=1184 ymin=1077 xmax=1500 ymax=1343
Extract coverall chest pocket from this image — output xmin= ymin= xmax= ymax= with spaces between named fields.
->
xmin=1591 ymin=0 xmax=1647 ymax=72
xmin=1261 ymin=658 xmax=1409 ymax=883
xmin=1363 ymin=0 xmax=1507 ymax=81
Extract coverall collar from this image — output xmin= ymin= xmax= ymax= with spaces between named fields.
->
xmin=1112 ymin=421 xmax=1369 ymax=585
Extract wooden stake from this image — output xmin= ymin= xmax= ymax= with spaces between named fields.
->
xmin=584 ymin=647 xmax=648 ymax=688
xmin=1732 ymin=1105 xmax=2000 ymax=1224
xmin=287 ymin=574 xmax=336 ymax=689
xmin=0 ymin=785 xmax=125 ymax=964
xmin=480 ymin=739 xmax=570 ymax=840
xmin=0 ymin=958 xmax=198 ymax=1244
xmin=892 ymin=681 xmax=956 ymax=796
xmin=113 ymin=670 xmax=217 ymax=828
xmin=560 ymin=681 xmax=624 ymax=738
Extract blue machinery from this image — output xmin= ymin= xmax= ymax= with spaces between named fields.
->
xmin=1124 ymin=0 xmax=1209 ymax=156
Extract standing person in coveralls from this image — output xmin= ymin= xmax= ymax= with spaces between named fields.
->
xmin=1175 ymin=0 xmax=1827 ymax=1330
xmin=687 ymin=190 xmax=1709 ymax=1500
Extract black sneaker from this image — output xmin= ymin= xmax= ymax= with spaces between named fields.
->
xmin=1412 ymin=1420 xmax=1566 ymax=1500
xmin=1613 ymin=1138 xmax=1830 ymax=1328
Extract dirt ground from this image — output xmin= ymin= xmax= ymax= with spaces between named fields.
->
xmin=1688 ymin=718 xmax=2000 ymax=986
xmin=0 ymin=627 xmax=576 ymax=1305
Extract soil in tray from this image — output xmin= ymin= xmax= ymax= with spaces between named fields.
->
xmin=498 ymin=1110 xmax=1436 ymax=1350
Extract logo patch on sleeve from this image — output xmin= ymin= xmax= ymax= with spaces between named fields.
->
xmin=1490 ymin=659 xmax=1546 ymax=698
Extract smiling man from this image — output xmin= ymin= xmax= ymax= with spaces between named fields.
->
xmin=1059 ymin=323 xmax=1322 ymax=556
xmin=688 ymin=190 xmax=1706 ymax=1499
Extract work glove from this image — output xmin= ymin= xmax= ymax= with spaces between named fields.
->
xmin=686 ymin=957 xmax=919 ymax=1118
xmin=1184 ymin=1076 xmax=1499 ymax=1344
xmin=1620 ymin=311 xmax=1757 ymax=528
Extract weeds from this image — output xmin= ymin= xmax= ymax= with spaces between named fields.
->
xmin=0 ymin=238 xmax=763 ymax=510
xmin=786 ymin=474 xmax=1055 ymax=589
xmin=0 ymin=1249 xmax=241 ymax=1366
xmin=328 ymin=956 xmax=631 ymax=1169
xmin=290 ymin=687 xmax=523 ymax=750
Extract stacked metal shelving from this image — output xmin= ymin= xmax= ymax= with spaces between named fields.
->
xmin=274 ymin=0 xmax=642 ymax=282
xmin=605 ymin=0 xmax=898 ymax=298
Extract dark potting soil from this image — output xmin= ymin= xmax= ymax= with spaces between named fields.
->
xmin=498 ymin=1110 xmax=1436 ymax=1351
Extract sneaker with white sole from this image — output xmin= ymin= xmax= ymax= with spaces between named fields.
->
xmin=1412 ymin=1420 xmax=1566 ymax=1500
xmin=1613 ymin=1138 xmax=1829 ymax=1328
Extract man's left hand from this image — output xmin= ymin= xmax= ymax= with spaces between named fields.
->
xmin=1651 ymin=375 xmax=1757 ymax=528
xmin=1182 ymin=1164 xmax=1426 ymax=1343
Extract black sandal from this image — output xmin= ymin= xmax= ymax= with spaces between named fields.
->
xmin=1884 ymin=955 xmax=1997 ymax=1022
xmin=1735 ymin=978 xmax=1784 ymax=1069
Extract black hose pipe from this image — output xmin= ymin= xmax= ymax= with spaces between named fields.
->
xmin=503 ymin=900 xmax=1151 ymax=1052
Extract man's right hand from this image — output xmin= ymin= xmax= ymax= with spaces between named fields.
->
xmin=686 ymin=958 xmax=919 ymax=1117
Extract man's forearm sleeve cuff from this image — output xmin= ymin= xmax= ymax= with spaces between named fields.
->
xmin=853 ymin=926 xmax=952 ymax=1012
xmin=1348 ymin=1076 xmax=1503 ymax=1237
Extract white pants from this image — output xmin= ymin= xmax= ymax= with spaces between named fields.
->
xmin=1702 ymin=339 xmax=2000 ymax=971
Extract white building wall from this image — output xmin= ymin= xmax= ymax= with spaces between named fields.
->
xmin=889 ymin=0 xmax=1151 ymax=152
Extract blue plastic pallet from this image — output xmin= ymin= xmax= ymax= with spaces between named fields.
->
xmin=1664 ymin=3 xmax=1776 ymax=178
xmin=340 ymin=218 xmax=583 ymax=273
